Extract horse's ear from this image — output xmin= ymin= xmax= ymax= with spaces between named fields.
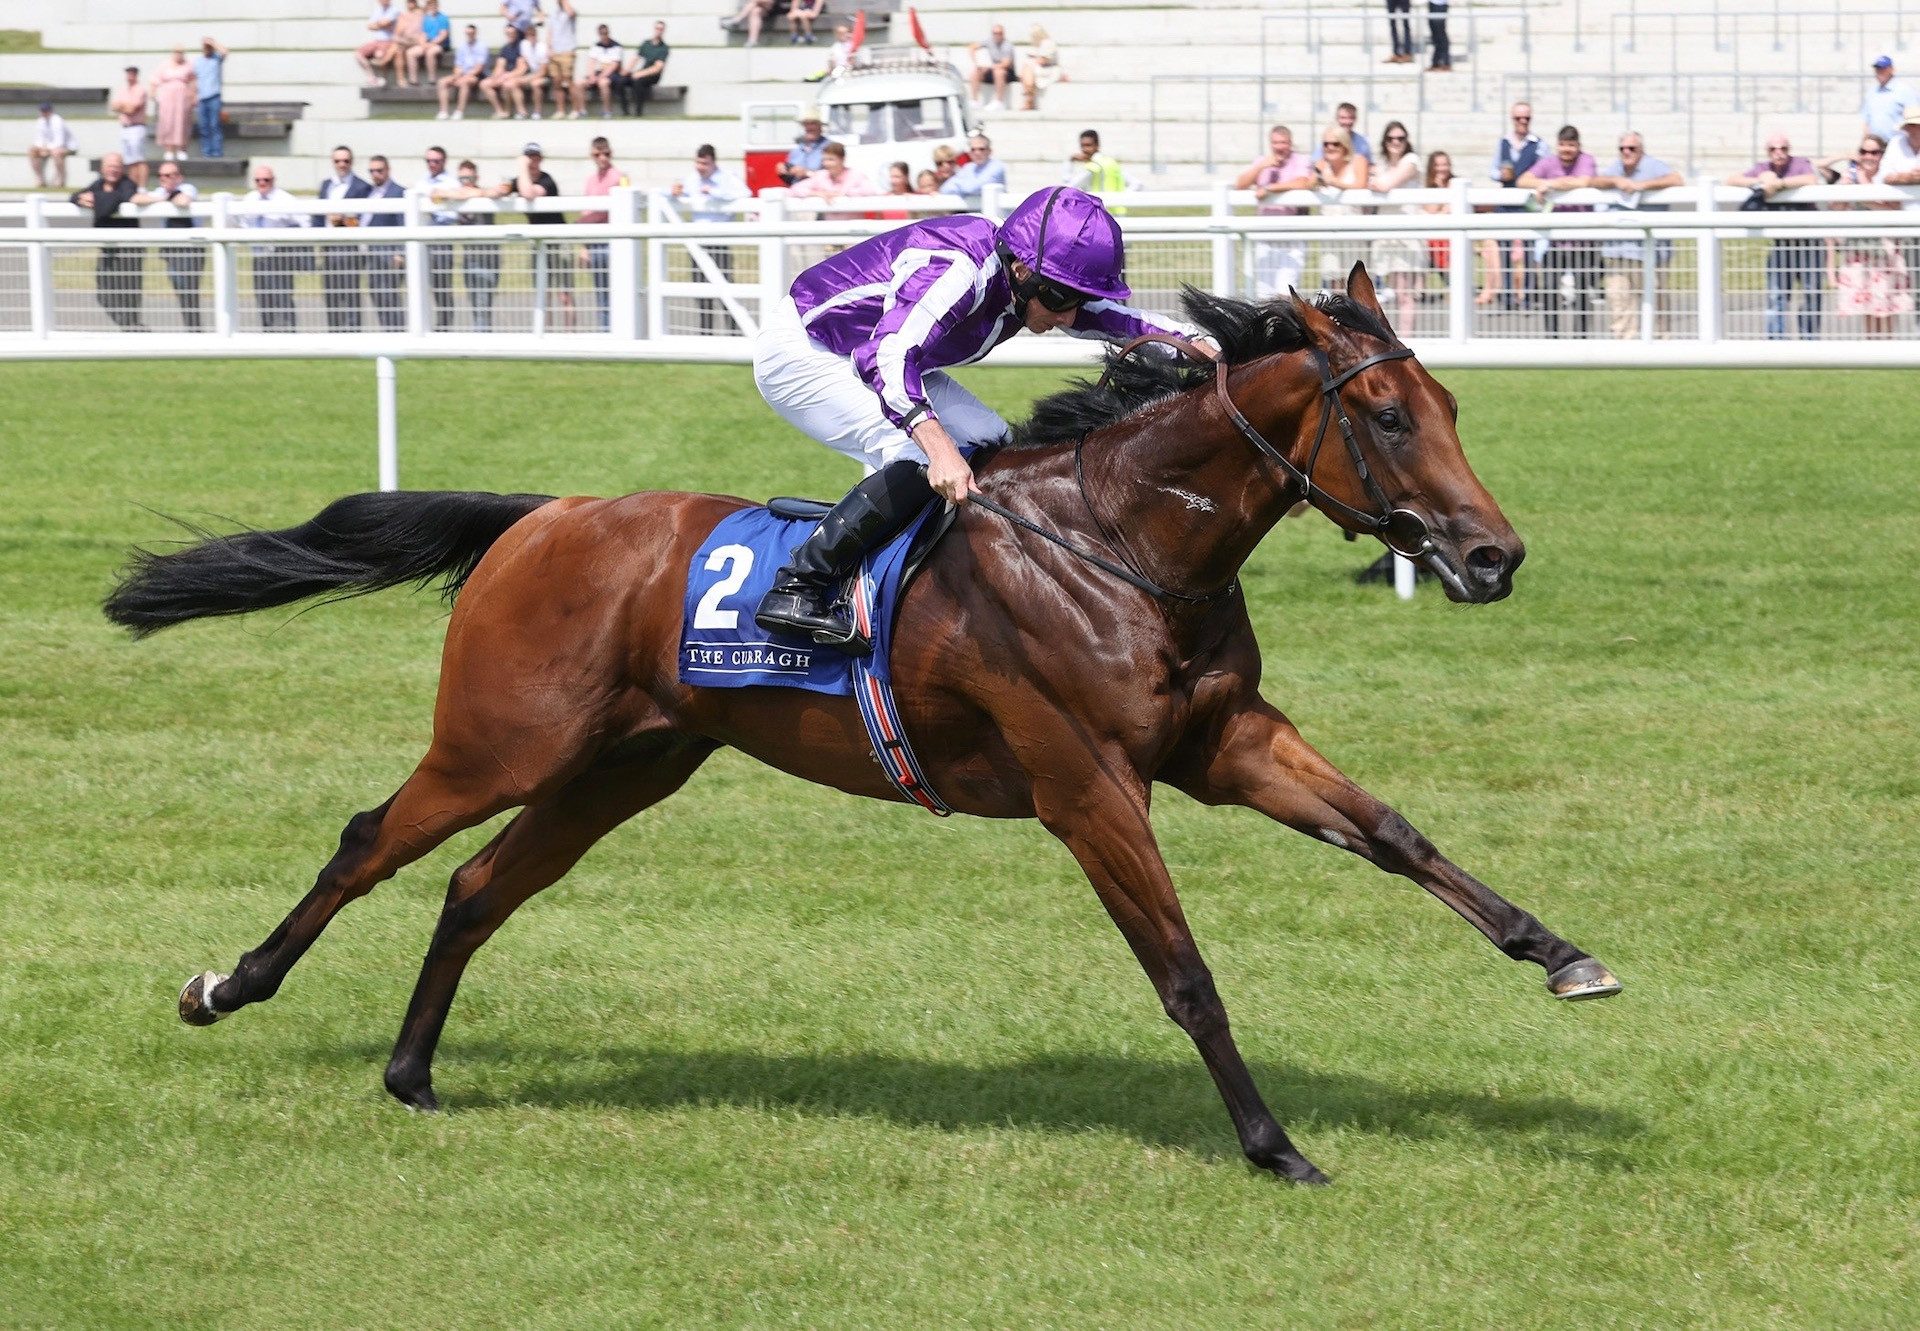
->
xmin=1346 ymin=261 xmax=1390 ymax=327
xmin=1287 ymin=286 xmax=1342 ymax=347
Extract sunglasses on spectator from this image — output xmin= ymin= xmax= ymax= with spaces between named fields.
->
xmin=1513 ymin=114 xmax=1531 ymax=121
xmin=1385 ymin=134 xmax=1408 ymax=142
xmin=1860 ymin=146 xmax=1884 ymax=155
xmin=1619 ymin=144 xmax=1641 ymax=152
xmin=1322 ymin=141 xmax=1344 ymax=149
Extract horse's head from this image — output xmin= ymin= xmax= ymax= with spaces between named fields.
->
xmin=1280 ymin=265 xmax=1524 ymax=603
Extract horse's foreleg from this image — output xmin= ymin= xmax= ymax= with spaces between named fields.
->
xmin=1168 ymin=699 xmax=1619 ymax=999
xmin=382 ymin=738 xmax=716 ymax=1112
xmin=180 ymin=750 xmax=526 ymax=1025
xmin=1033 ymin=767 xmax=1329 ymax=1184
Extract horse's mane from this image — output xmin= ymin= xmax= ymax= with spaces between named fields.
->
xmin=1007 ymin=287 xmax=1397 ymax=450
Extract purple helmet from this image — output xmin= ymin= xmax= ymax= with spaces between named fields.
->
xmin=997 ymin=186 xmax=1131 ymax=303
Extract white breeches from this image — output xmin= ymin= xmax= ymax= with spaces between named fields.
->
xmin=754 ymin=296 xmax=1009 ymax=473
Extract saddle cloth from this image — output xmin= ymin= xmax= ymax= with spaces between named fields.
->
xmin=679 ymin=500 xmax=952 ymax=814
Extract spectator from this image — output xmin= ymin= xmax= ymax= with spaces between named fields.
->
xmin=241 ymin=165 xmax=305 ymax=332
xmin=1312 ymin=124 xmax=1368 ymax=190
xmin=193 ymin=37 xmax=228 ymax=159
xmin=437 ymin=25 xmax=488 ymax=120
xmin=70 ymin=153 xmax=144 ymax=331
xmin=968 ymin=24 xmax=1017 ymax=111
xmin=318 ymin=145 xmax=372 ymax=331
xmin=1019 ymin=25 xmax=1062 ymax=111
xmin=779 ymin=109 xmax=829 ymax=185
xmin=1592 ymin=130 xmax=1682 ymax=339
xmin=1314 ymin=103 xmax=1373 ymax=164
xmin=134 ymin=159 xmax=203 ymax=331
xmin=1312 ymin=124 xmax=1368 ymax=290
xmin=1825 ymin=134 xmax=1910 ymax=339
xmin=433 ymin=159 xmax=500 ymax=330
xmin=502 ymin=0 xmax=543 ymax=31
xmin=1489 ymin=100 xmax=1541 ymax=307
xmin=357 ymin=0 xmax=401 ymax=86
xmin=361 ymin=154 xmax=407 ymax=331
xmin=1386 ymin=0 xmax=1413 ymax=64
xmin=28 ymin=102 xmax=78 ymax=189
xmin=410 ymin=0 xmax=452 ymax=85
xmin=622 ymin=21 xmax=669 ymax=116
xmin=914 ymin=168 xmax=939 ymax=194
xmin=1861 ymin=56 xmax=1918 ymax=144
xmin=109 ymin=67 xmax=150 ymax=188
xmin=672 ymin=143 xmax=747 ymax=331
xmin=719 ymin=0 xmax=780 ymax=50
xmin=886 ymin=161 xmax=912 ymax=194
xmin=942 ymin=132 xmax=1008 ymax=209
xmin=418 ymin=145 xmax=460 ymax=330
xmin=1880 ymin=108 xmax=1920 ymax=196
xmin=1367 ymin=120 xmax=1424 ymax=328
xmin=811 ymin=23 xmax=864 ymax=81
xmin=481 ymin=24 xmax=531 ymax=120
xmin=578 ymin=136 xmax=627 ymax=329
xmin=1421 ymin=151 xmax=1457 ymax=284
xmin=930 ymin=142 xmax=958 ymax=188
xmin=390 ymin=1 xmax=427 ymax=84
xmin=150 ymin=48 xmax=197 ymax=163
xmin=493 ymin=143 xmax=574 ymax=328
xmin=791 ymin=141 xmax=877 ymax=219
xmin=1518 ymin=123 xmax=1600 ymax=337
xmin=1064 ymin=128 xmax=1128 ymax=193
xmin=543 ymin=0 xmax=577 ymax=118
xmin=788 ymin=0 xmax=825 ymax=45
xmin=522 ymin=21 xmax=553 ymax=119
xmin=584 ymin=25 xmax=625 ymax=120
xmin=1427 ymin=0 xmax=1451 ymax=71
xmin=1724 ymin=134 xmax=1823 ymax=340
xmin=1236 ymin=124 xmax=1314 ymax=299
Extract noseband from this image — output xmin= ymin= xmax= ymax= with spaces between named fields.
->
xmin=1106 ymin=334 xmax=1432 ymax=559
xmin=964 ymin=333 xmax=1434 ymax=608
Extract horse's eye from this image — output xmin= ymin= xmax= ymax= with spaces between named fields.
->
xmin=1377 ymin=408 xmax=1405 ymax=433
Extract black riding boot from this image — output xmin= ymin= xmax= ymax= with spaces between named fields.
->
xmin=754 ymin=459 xmax=936 ymax=652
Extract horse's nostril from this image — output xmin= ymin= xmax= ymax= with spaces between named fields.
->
xmin=1466 ymin=545 xmax=1507 ymax=577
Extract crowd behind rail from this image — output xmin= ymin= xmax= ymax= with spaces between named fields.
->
xmin=16 ymin=4 xmax=1920 ymax=342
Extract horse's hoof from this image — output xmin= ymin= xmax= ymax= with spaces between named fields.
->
xmin=178 ymin=971 xmax=230 ymax=1026
xmin=384 ymin=1063 xmax=440 ymax=1113
xmin=1548 ymin=958 xmax=1623 ymax=1002
xmin=1279 ymin=1155 xmax=1331 ymax=1186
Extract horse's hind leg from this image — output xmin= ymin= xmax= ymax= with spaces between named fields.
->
xmin=178 ymin=748 xmax=531 ymax=1026
xmin=383 ymin=737 xmax=716 ymax=1112
xmin=1168 ymin=697 xmax=1620 ymax=1000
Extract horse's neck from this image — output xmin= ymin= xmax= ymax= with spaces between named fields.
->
xmin=1080 ymin=360 xmax=1310 ymax=595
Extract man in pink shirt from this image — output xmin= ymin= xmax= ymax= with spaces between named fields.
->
xmin=579 ymin=135 xmax=627 ymax=329
xmin=1518 ymin=122 xmax=1599 ymax=337
xmin=1233 ymin=124 xmax=1315 ymax=296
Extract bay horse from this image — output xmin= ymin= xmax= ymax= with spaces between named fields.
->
xmin=105 ymin=268 xmax=1619 ymax=1185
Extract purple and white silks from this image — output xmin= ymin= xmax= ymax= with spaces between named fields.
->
xmin=787 ymin=214 xmax=1196 ymax=432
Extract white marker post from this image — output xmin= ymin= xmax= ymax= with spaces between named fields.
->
xmin=376 ymin=355 xmax=399 ymax=491
xmin=1395 ymin=553 xmax=1416 ymax=599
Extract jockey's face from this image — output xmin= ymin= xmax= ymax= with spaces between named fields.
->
xmin=1010 ymin=263 xmax=1081 ymax=332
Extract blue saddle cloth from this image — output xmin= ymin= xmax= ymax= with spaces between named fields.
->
xmin=679 ymin=501 xmax=953 ymax=815
xmin=678 ymin=502 xmax=939 ymax=696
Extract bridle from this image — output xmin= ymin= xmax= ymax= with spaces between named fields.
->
xmin=965 ymin=333 xmax=1437 ymax=606
xmin=1110 ymin=333 xmax=1434 ymax=560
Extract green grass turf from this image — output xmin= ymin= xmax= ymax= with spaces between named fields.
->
xmin=2 ymin=360 xmax=1916 ymax=1329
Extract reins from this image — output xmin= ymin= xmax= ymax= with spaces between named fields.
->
xmin=968 ymin=331 xmax=1433 ymax=606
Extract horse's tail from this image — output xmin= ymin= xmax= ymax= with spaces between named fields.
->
xmin=103 ymin=490 xmax=556 ymax=638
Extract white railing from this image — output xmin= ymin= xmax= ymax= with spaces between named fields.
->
xmin=5 ymin=181 xmax=1916 ymax=359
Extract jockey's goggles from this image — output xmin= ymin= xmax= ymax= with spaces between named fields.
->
xmin=1026 ymin=276 xmax=1089 ymax=312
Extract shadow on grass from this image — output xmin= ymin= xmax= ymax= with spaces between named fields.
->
xmin=322 ymin=1039 xmax=1646 ymax=1169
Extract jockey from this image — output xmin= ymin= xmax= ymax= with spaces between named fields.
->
xmin=752 ymin=184 xmax=1207 ymax=649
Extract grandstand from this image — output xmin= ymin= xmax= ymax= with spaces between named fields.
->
xmin=0 ymin=0 xmax=1907 ymax=194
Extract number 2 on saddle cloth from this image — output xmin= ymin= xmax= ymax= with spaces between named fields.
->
xmin=678 ymin=495 xmax=953 ymax=815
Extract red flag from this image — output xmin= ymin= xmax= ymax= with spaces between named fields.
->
xmin=850 ymin=9 xmax=867 ymax=54
xmin=908 ymin=6 xmax=930 ymax=51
